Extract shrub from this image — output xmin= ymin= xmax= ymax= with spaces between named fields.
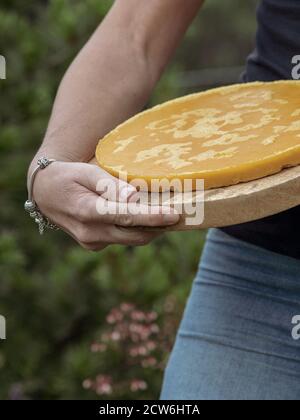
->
xmin=0 ymin=0 xmax=256 ymax=399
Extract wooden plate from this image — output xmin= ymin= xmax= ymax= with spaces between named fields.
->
xmin=90 ymin=158 xmax=300 ymax=231
xmin=92 ymin=81 xmax=300 ymax=231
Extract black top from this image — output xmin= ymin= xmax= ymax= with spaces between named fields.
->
xmin=221 ymin=0 xmax=300 ymax=260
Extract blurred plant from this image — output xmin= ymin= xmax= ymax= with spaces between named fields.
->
xmin=83 ymin=297 xmax=180 ymax=399
xmin=0 ymin=0 xmax=257 ymax=400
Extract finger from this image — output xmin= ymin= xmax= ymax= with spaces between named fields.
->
xmin=78 ymin=242 xmax=108 ymax=252
xmin=76 ymin=163 xmax=136 ymax=202
xmin=97 ymin=198 xmax=180 ymax=227
xmin=110 ymin=225 xmax=161 ymax=246
xmin=71 ymin=217 xmax=160 ymax=248
xmin=77 ymin=194 xmax=180 ymax=227
xmin=85 ymin=228 xmax=160 ymax=247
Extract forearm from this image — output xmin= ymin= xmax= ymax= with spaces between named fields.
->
xmin=26 ymin=0 xmax=205 ymax=244
xmin=30 ymin=0 xmax=204 ymax=173
xmin=32 ymin=12 xmax=155 ymax=167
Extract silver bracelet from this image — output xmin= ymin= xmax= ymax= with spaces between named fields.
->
xmin=24 ymin=157 xmax=60 ymax=235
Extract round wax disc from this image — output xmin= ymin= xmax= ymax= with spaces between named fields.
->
xmin=96 ymin=81 xmax=300 ymax=191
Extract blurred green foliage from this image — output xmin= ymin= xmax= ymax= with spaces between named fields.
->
xmin=0 ymin=0 xmax=257 ymax=399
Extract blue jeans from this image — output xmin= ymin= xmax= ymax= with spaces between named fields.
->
xmin=161 ymin=229 xmax=300 ymax=400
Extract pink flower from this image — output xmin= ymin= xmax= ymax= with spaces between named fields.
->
xmin=146 ymin=311 xmax=158 ymax=322
xmin=90 ymin=343 xmax=107 ymax=353
xmin=146 ymin=341 xmax=156 ymax=351
xmin=138 ymin=346 xmax=148 ymax=356
xmin=131 ymin=310 xmax=146 ymax=322
xmin=111 ymin=331 xmax=121 ymax=341
xmin=150 ymin=324 xmax=160 ymax=334
xmin=95 ymin=375 xmax=113 ymax=396
xmin=106 ymin=308 xmax=124 ymax=324
xmin=120 ymin=303 xmax=134 ymax=313
xmin=82 ymin=379 xmax=92 ymax=390
xmin=96 ymin=383 xmax=112 ymax=395
xmin=130 ymin=379 xmax=148 ymax=392
xmin=129 ymin=347 xmax=139 ymax=357
xmin=141 ymin=357 xmax=157 ymax=368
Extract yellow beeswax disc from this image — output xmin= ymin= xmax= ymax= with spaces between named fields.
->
xmin=96 ymin=81 xmax=300 ymax=191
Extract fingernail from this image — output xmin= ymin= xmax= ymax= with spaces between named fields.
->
xmin=119 ymin=186 xmax=136 ymax=202
xmin=163 ymin=213 xmax=180 ymax=225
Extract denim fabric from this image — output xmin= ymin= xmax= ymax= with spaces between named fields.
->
xmin=161 ymin=229 xmax=300 ymax=400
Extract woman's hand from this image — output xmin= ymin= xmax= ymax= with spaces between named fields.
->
xmin=30 ymin=161 xmax=179 ymax=251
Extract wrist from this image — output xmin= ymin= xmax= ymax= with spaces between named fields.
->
xmin=27 ymin=146 xmax=82 ymax=186
xmin=25 ymin=157 xmax=60 ymax=235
